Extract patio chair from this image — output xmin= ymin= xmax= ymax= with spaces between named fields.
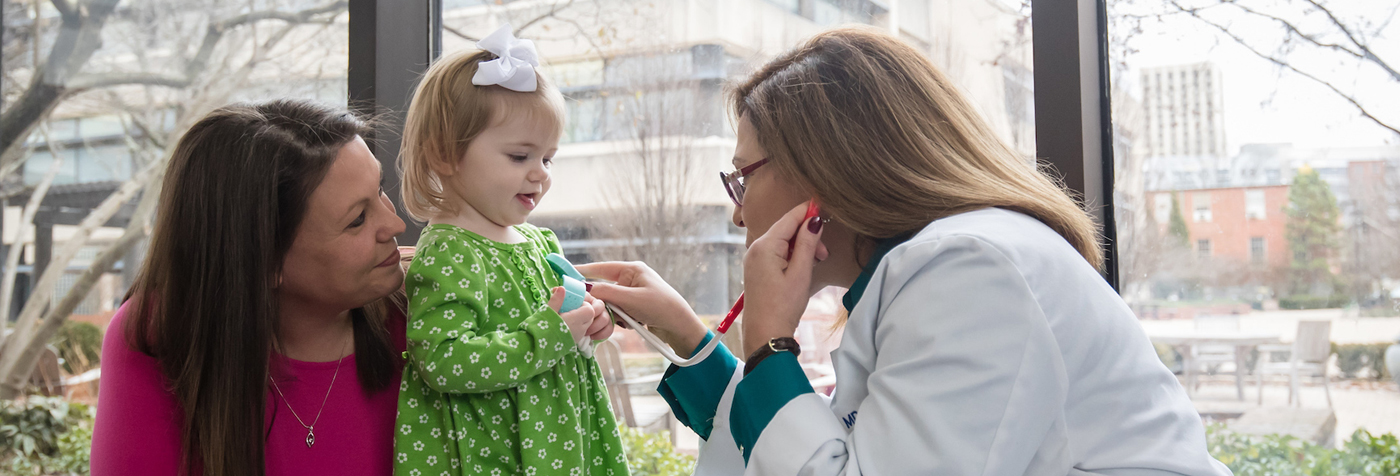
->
xmin=1254 ymin=320 xmax=1333 ymax=408
xmin=1189 ymin=314 xmax=1241 ymax=390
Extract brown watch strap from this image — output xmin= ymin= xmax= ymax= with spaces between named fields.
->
xmin=743 ymin=337 xmax=801 ymax=377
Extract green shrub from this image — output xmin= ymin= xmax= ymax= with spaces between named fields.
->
xmin=619 ymin=424 xmax=695 ymax=476
xmin=1332 ymin=343 xmax=1393 ymax=380
xmin=1280 ymin=295 xmax=1352 ymax=310
xmin=1 ymin=396 xmax=94 ymax=475
xmin=51 ymin=321 xmax=102 ymax=374
xmin=1207 ymin=424 xmax=1400 ymax=476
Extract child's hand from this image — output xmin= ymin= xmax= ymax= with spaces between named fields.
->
xmin=582 ymin=293 xmax=614 ymax=342
xmin=548 ymin=287 xmax=605 ymax=343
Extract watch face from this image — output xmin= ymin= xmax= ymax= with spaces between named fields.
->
xmin=769 ymin=337 xmax=800 ymax=353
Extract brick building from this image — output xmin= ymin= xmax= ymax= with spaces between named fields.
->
xmin=1148 ymin=185 xmax=1291 ymax=269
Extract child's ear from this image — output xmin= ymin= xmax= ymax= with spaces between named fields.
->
xmin=429 ymin=156 xmax=457 ymax=177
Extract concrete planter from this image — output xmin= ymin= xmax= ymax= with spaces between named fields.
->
xmin=1387 ymin=343 xmax=1400 ymax=387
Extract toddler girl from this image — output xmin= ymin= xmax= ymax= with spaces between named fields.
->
xmin=393 ymin=26 xmax=628 ymax=476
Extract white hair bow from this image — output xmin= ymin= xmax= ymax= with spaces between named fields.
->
xmin=472 ymin=24 xmax=540 ymax=92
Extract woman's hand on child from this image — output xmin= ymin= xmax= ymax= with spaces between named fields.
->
xmin=574 ymin=261 xmax=709 ymax=357
xmin=582 ymin=293 xmax=614 ymax=341
xmin=548 ymin=287 xmax=608 ymax=343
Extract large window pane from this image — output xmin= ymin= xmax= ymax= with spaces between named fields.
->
xmin=439 ymin=0 xmax=1036 ymax=452
xmin=1109 ymin=0 xmax=1400 ymax=451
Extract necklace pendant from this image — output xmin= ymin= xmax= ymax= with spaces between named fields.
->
xmin=306 ymin=430 xmax=315 ymax=448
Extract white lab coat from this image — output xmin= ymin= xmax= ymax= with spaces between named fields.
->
xmin=690 ymin=208 xmax=1231 ymax=476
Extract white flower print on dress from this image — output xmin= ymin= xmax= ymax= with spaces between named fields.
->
xmin=440 ymin=266 xmax=453 ymax=276
xmin=470 ymin=263 xmax=482 ymax=274
xmin=481 ymin=367 xmax=492 ymax=378
xmin=458 ymin=278 xmax=470 ymax=288
xmin=413 ymin=440 xmax=425 ymax=451
xmin=453 ymin=253 xmax=464 ymax=263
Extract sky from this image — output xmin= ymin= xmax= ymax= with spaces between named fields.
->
xmin=1112 ymin=0 xmax=1399 ymax=156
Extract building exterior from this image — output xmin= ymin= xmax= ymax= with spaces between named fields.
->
xmin=1147 ymin=185 xmax=1290 ymax=269
xmin=440 ymin=0 xmax=1037 ymax=314
xmin=1141 ymin=62 xmax=1226 ymax=160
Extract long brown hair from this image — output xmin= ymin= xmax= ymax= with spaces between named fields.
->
xmin=124 ymin=99 xmax=402 ymax=476
xmin=731 ymin=27 xmax=1103 ymax=270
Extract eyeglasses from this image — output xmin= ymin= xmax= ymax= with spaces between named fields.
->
xmin=719 ymin=158 xmax=769 ymax=206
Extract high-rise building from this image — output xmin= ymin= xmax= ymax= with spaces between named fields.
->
xmin=1141 ymin=62 xmax=1226 ymax=159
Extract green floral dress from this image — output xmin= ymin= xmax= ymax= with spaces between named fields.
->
xmin=394 ymin=224 xmax=629 ymax=476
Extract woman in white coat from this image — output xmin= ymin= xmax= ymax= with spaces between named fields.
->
xmin=579 ymin=27 xmax=1231 ymax=476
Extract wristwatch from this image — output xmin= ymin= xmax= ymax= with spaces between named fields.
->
xmin=743 ymin=337 xmax=801 ymax=377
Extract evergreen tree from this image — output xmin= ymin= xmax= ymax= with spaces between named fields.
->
xmin=1168 ymin=192 xmax=1190 ymax=248
xmin=1284 ymin=166 xmax=1342 ymax=295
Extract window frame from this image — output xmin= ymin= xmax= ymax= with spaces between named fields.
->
xmin=353 ymin=0 xmax=1119 ymax=267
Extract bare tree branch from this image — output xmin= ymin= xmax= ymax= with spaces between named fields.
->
xmin=0 ymin=175 xmax=158 ymax=399
xmin=68 ymin=72 xmax=193 ymax=91
xmin=1300 ymin=0 xmax=1400 ymax=81
xmin=1 ymin=0 xmax=121 ymax=174
xmin=1 ymin=0 xmax=347 ymax=169
xmin=1225 ymin=2 xmax=1364 ymax=60
xmin=0 ymin=158 xmax=157 ymax=382
xmin=1168 ymin=0 xmax=1400 ymax=136
xmin=443 ymin=23 xmax=479 ymax=42
xmin=0 ymin=126 xmax=64 ymax=335
xmin=514 ymin=0 xmax=575 ymax=35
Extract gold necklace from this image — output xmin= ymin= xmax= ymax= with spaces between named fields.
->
xmin=269 ymin=340 xmax=348 ymax=448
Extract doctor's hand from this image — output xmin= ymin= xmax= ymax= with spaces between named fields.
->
xmin=576 ymin=261 xmax=709 ymax=356
xmin=741 ymin=202 xmax=827 ymax=357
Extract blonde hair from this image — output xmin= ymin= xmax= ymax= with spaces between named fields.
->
xmin=400 ymin=49 xmax=566 ymax=221
xmin=731 ymin=27 xmax=1104 ymax=271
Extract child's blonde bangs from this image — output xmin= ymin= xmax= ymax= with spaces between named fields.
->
xmin=399 ymin=49 xmax=566 ymax=222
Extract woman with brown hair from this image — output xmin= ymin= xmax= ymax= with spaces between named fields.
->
xmin=91 ymin=99 xmax=408 ymax=476
xmin=581 ymin=27 xmax=1229 ymax=475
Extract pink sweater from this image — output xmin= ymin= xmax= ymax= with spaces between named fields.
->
xmin=91 ymin=302 xmax=406 ymax=476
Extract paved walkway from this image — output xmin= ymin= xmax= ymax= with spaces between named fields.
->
xmin=1190 ymin=379 xmax=1400 ymax=446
